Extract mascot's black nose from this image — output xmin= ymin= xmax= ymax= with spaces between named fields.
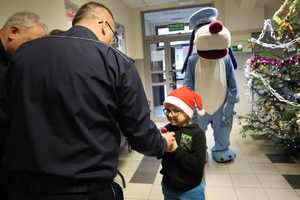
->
xmin=209 ymin=21 xmax=223 ymax=34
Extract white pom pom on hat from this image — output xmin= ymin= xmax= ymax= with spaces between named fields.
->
xmin=164 ymin=86 xmax=205 ymax=118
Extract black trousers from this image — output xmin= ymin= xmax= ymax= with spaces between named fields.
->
xmin=5 ymin=173 xmax=123 ymax=200
xmin=0 ymin=170 xmax=8 ymax=200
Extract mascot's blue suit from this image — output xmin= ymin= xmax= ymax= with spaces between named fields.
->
xmin=182 ymin=7 xmax=239 ymax=162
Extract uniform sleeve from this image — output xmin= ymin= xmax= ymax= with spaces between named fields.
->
xmin=172 ymin=129 xmax=206 ymax=174
xmin=117 ymin=58 xmax=166 ymax=157
xmin=0 ymin=63 xmax=9 ymax=157
xmin=0 ymin=63 xmax=9 ymax=123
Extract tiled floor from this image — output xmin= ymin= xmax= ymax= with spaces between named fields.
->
xmin=114 ymin=54 xmax=300 ymax=199
xmin=116 ymin=119 xmax=300 ymax=200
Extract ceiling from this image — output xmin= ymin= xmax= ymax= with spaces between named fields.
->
xmin=124 ymin=0 xmax=209 ymax=25
xmin=121 ymin=0 xmax=197 ymax=8
xmin=121 ymin=0 xmax=281 ymax=26
xmin=144 ymin=6 xmax=202 ymax=24
xmin=121 ymin=0 xmax=278 ymax=9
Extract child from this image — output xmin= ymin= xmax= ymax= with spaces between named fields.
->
xmin=160 ymin=86 xmax=207 ymax=200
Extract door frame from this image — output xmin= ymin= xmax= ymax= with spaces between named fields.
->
xmin=143 ymin=33 xmax=190 ymax=117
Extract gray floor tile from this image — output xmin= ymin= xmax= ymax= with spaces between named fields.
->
xmin=129 ymin=156 xmax=161 ymax=184
xmin=266 ymin=154 xmax=296 ymax=163
xmin=283 ymin=175 xmax=300 ymax=189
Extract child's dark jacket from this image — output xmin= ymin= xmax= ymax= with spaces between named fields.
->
xmin=160 ymin=123 xmax=206 ymax=192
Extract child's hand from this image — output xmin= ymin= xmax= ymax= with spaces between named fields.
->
xmin=160 ymin=127 xmax=178 ymax=152
xmin=169 ymin=139 xmax=178 ymax=152
xmin=161 ymin=131 xmax=175 ymax=152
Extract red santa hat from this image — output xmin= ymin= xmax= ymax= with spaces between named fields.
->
xmin=164 ymin=86 xmax=205 ymax=118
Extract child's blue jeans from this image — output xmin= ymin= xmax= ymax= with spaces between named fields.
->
xmin=162 ymin=181 xmax=205 ymax=200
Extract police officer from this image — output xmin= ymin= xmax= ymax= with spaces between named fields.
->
xmin=0 ymin=12 xmax=46 ymax=200
xmin=0 ymin=11 xmax=46 ymax=157
xmin=2 ymin=2 xmax=175 ymax=200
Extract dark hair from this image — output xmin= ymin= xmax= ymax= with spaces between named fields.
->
xmin=72 ymin=1 xmax=114 ymax=25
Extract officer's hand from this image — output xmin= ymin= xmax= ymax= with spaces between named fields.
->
xmin=162 ymin=132 xmax=175 ymax=152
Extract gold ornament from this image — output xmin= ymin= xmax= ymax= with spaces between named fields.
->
xmin=273 ymin=0 xmax=300 ymax=39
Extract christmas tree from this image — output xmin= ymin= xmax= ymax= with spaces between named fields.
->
xmin=239 ymin=0 xmax=300 ymax=154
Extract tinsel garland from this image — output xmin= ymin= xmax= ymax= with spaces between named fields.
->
xmin=250 ymin=36 xmax=300 ymax=49
xmin=249 ymin=72 xmax=300 ymax=107
xmin=240 ymin=0 xmax=300 ymax=155
xmin=250 ymin=54 xmax=300 ymax=67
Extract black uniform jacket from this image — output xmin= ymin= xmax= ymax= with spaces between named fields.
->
xmin=160 ymin=123 xmax=206 ymax=192
xmin=2 ymin=26 xmax=166 ymax=180
xmin=0 ymin=41 xmax=10 ymax=158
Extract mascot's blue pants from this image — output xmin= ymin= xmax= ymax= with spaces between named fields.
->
xmin=193 ymin=103 xmax=233 ymax=152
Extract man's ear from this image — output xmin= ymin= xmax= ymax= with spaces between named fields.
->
xmin=101 ymin=23 xmax=107 ymax=37
xmin=8 ymin=26 xmax=19 ymax=41
xmin=101 ymin=27 xmax=106 ymax=36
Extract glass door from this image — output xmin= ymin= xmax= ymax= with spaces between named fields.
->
xmin=144 ymin=36 xmax=190 ymax=118
xmin=149 ymin=42 xmax=172 ymax=117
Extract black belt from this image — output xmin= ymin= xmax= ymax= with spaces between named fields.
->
xmin=6 ymin=173 xmax=112 ymax=194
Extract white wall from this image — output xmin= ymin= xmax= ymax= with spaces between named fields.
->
xmin=56 ymin=0 xmax=141 ymax=59
xmin=0 ymin=0 xmax=66 ymax=31
xmin=225 ymin=0 xmax=264 ymax=32
xmin=0 ymin=0 xmax=143 ymax=59
xmin=127 ymin=10 xmax=143 ymax=59
xmin=78 ymin=0 xmax=142 ymax=59
xmin=65 ymin=0 xmax=145 ymax=59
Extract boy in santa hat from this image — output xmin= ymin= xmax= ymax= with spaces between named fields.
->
xmin=160 ymin=86 xmax=206 ymax=200
xmin=182 ymin=7 xmax=239 ymax=163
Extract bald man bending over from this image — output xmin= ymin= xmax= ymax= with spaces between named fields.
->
xmin=0 ymin=11 xmax=46 ymax=200
xmin=0 ymin=11 xmax=46 ymax=152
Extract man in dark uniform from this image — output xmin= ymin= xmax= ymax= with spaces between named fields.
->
xmin=2 ymin=2 xmax=175 ymax=200
xmin=0 ymin=12 xmax=46 ymax=200
xmin=0 ymin=11 xmax=46 ymax=157
xmin=0 ymin=32 xmax=10 ymax=151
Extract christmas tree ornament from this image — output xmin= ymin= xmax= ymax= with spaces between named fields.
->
xmin=239 ymin=0 xmax=300 ymax=153
xmin=273 ymin=0 xmax=300 ymax=40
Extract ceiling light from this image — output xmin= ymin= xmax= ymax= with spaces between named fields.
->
xmin=178 ymin=0 xmax=196 ymax=5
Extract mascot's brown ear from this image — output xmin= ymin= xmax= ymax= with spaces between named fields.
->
xmin=181 ymin=29 xmax=196 ymax=73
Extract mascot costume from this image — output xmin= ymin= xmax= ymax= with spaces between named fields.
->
xmin=182 ymin=7 xmax=239 ymax=162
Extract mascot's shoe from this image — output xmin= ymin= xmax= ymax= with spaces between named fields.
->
xmin=212 ymin=149 xmax=236 ymax=163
